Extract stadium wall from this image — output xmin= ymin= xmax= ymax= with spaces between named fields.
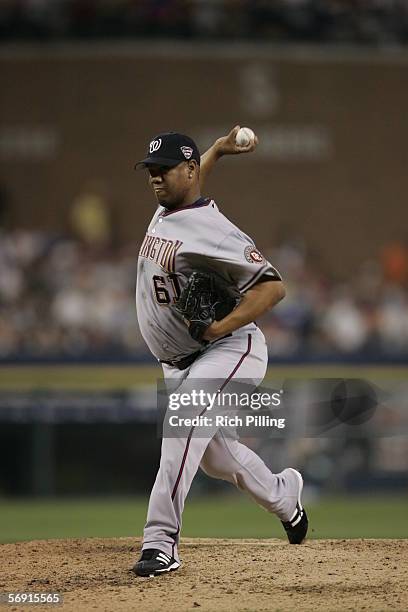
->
xmin=1 ymin=44 xmax=408 ymax=276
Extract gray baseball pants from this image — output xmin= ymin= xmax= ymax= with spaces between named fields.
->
xmin=142 ymin=325 xmax=300 ymax=563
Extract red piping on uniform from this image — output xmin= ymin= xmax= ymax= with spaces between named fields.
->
xmin=171 ymin=333 xmax=252 ymax=501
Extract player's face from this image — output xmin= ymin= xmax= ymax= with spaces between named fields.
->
xmin=147 ymin=162 xmax=195 ymax=209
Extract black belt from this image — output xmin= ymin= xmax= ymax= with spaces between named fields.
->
xmin=160 ymin=349 xmax=203 ymax=370
xmin=160 ymin=334 xmax=232 ymax=370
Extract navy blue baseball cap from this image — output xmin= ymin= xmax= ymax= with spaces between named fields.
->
xmin=135 ymin=132 xmax=201 ymax=169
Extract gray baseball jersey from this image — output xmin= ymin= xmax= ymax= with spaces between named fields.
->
xmin=136 ymin=196 xmax=303 ymax=564
xmin=136 ymin=196 xmax=281 ymax=361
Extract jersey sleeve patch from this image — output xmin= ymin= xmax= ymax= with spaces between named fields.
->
xmin=244 ymin=245 xmax=265 ymax=264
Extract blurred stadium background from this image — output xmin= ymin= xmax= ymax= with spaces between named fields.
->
xmin=0 ymin=0 xmax=407 ymax=543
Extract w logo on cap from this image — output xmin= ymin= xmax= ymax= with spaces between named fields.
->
xmin=149 ymin=139 xmax=162 ymax=153
xmin=181 ymin=146 xmax=193 ymax=159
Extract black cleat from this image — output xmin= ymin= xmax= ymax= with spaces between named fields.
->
xmin=132 ymin=549 xmax=180 ymax=577
xmin=281 ymin=468 xmax=308 ymax=544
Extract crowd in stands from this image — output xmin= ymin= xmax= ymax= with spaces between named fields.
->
xmin=0 ymin=227 xmax=407 ymax=361
xmin=1 ymin=0 xmax=408 ymax=45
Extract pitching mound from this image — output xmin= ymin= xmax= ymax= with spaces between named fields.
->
xmin=1 ymin=538 xmax=407 ymax=611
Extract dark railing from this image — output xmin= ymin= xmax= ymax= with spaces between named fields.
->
xmin=1 ymin=1 xmax=408 ymax=45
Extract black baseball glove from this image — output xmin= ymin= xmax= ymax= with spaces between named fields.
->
xmin=173 ymin=271 xmax=241 ymax=343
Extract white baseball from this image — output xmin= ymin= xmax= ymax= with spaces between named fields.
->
xmin=235 ymin=127 xmax=255 ymax=147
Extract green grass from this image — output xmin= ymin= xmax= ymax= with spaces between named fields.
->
xmin=0 ymin=364 xmax=407 ymax=390
xmin=1 ymin=363 xmax=407 ymax=545
xmin=0 ymin=495 xmax=407 ymax=543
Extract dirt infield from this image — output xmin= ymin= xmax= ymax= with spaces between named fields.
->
xmin=1 ymin=538 xmax=407 ymax=611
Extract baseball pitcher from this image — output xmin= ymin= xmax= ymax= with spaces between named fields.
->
xmin=132 ymin=127 xmax=308 ymax=577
